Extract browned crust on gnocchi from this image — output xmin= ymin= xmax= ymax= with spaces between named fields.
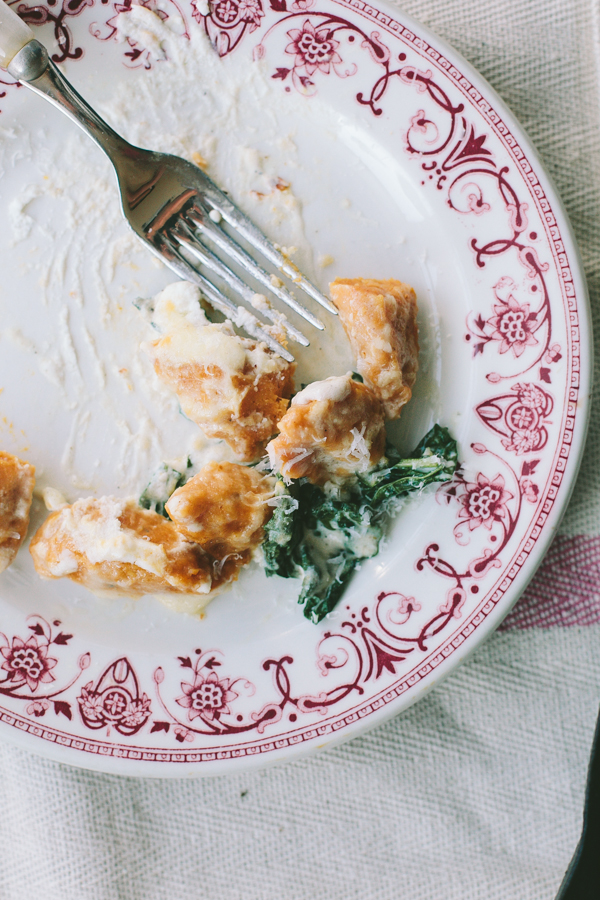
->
xmin=150 ymin=339 xmax=296 ymax=461
xmin=29 ymin=497 xmax=243 ymax=598
xmin=166 ymin=461 xmax=275 ymax=559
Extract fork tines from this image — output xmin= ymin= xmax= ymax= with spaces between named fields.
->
xmin=200 ymin=190 xmax=338 ymax=316
xmin=157 ymin=232 xmax=295 ymax=362
xmin=155 ymin=185 xmax=336 ymax=360
xmin=186 ymin=205 xmax=324 ymax=332
xmin=171 ymin=219 xmax=311 ymax=347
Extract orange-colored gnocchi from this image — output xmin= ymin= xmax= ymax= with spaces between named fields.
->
xmin=330 ymin=278 xmax=419 ymax=419
xmin=145 ymin=283 xmax=295 ymax=461
xmin=267 ymin=374 xmax=386 ymax=485
xmin=166 ymin=461 xmax=275 ymax=559
xmin=0 ymin=451 xmax=35 ymax=574
xmin=30 ymin=496 xmax=243 ymax=612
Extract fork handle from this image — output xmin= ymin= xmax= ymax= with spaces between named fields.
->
xmin=555 ymin=703 xmax=600 ymax=898
xmin=0 ymin=5 xmax=133 ymax=167
xmin=0 ymin=0 xmax=35 ymax=68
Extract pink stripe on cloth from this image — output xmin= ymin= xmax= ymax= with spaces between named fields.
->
xmin=500 ymin=535 xmax=600 ymax=630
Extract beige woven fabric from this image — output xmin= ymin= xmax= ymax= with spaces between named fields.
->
xmin=0 ymin=1 xmax=599 ymax=898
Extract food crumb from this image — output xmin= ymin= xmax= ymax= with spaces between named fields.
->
xmin=318 ymin=254 xmax=335 ymax=268
xmin=250 ymin=293 xmax=270 ymax=311
xmin=42 ymin=486 xmax=68 ymax=511
xmin=192 ymin=151 xmax=209 ymax=170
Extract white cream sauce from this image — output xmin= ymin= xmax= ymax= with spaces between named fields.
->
xmin=291 ymin=374 xmax=353 ymax=406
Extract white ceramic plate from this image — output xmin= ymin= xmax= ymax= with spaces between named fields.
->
xmin=0 ymin=0 xmax=590 ymax=775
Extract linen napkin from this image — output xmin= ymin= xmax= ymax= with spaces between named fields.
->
xmin=1 ymin=0 xmax=599 ymax=898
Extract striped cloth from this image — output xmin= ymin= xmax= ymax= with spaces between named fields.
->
xmin=502 ymin=536 xmax=600 ymax=630
xmin=0 ymin=1 xmax=599 ymax=898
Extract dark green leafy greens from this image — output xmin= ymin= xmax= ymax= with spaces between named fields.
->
xmin=262 ymin=424 xmax=459 ymax=623
xmin=139 ymin=459 xmax=192 ymax=517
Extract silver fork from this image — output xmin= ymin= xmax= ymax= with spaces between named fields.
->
xmin=0 ymin=1 xmax=336 ymax=362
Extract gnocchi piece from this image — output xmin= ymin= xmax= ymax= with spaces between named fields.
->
xmin=330 ymin=277 xmax=419 ymax=419
xmin=29 ymin=496 xmax=244 ymax=612
xmin=144 ymin=282 xmax=296 ymax=461
xmin=0 ymin=452 xmax=35 ymax=574
xmin=267 ymin=374 xmax=386 ymax=485
xmin=166 ymin=461 xmax=275 ymax=559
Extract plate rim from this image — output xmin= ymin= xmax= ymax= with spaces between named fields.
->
xmin=0 ymin=0 xmax=592 ymax=775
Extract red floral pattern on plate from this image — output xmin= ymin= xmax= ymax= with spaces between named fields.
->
xmin=285 ymin=19 xmax=341 ymax=75
xmin=78 ymin=658 xmax=152 ymax=736
xmin=458 ymin=473 xmax=513 ymax=533
xmin=0 ymin=617 xmax=89 ymax=723
xmin=488 ymin=295 xmax=539 ymax=357
xmin=1 ymin=634 xmax=57 ymax=691
xmin=476 ymin=383 xmax=554 ymax=455
xmin=177 ymin=671 xmax=238 ymax=721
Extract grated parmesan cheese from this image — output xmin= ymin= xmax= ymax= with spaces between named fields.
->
xmin=346 ymin=425 xmax=371 ymax=472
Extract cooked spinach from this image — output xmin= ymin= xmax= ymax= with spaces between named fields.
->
xmin=139 ymin=459 xmax=191 ymax=517
xmin=262 ymin=424 xmax=459 ymax=623
xmin=262 ymin=488 xmax=303 ymax=577
xmin=360 ymin=423 xmax=459 ymax=504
